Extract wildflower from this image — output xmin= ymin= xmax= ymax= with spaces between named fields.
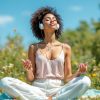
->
xmin=1 ymin=71 xmax=4 ymax=74
xmin=2 ymin=65 xmax=8 ymax=70
xmin=93 ymin=66 xmax=97 ymax=71
xmin=22 ymin=52 xmax=27 ymax=57
xmin=8 ymin=63 xmax=14 ymax=68
xmin=91 ymin=73 xmax=96 ymax=77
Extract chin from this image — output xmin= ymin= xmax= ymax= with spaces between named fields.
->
xmin=50 ymin=26 xmax=56 ymax=30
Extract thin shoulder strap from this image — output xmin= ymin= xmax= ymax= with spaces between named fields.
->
xmin=62 ymin=43 xmax=64 ymax=49
xmin=35 ymin=43 xmax=39 ymax=54
xmin=31 ymin=43 xmax=39 ymax=56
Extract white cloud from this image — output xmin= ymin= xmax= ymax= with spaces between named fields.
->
xmin=22 ymin=11 xmax=32 ymax=16
xmin=69 ymin=5 xmax=83 ymax=12
xmin=0 ymin=16 xmax=14 ymax=26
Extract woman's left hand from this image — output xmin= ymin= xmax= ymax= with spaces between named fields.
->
xmin=78 ymin=63 xmax=87 ymax=74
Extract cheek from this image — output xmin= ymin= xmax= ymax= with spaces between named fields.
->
xmin=43 ymin=22 xmax=50 ymax=28
xmin=54 ymin=21 xmax=57 ymax=24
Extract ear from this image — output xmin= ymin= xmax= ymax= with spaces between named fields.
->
xmin=39 ymin=23 xmax=44 ymax=30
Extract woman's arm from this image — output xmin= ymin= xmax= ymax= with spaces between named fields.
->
xmin=27 ymin=44 xmax=36 ymax=82
xmin=64 ymin=44 xmax=86 ymax=83
xmin=63 ymin=44 xmax=72 ymax=83
xmin=22 ymin=44 xmax=36 ymax=82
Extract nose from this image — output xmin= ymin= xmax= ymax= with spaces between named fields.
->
xmin=50 ymin=20 xmax=56 ymax=24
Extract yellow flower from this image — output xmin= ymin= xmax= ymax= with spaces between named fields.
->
xmin=22 ymin=52 xmax=27 ymax=57
xmin=91 ymin=73 xmax=96 ymax=77
xmin=19 ymin=76 xmax=26 ymax=82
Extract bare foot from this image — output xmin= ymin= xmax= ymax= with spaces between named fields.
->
xmin=48 ymin=96 xmax=52 ymax=100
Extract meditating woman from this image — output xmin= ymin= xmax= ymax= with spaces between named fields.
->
xmin=0 ymin=6 xmax=91 ymax=100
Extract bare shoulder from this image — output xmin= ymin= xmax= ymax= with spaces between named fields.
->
xmin=62 ymin=43 xmax=71 ymax=55
xmin=29 ymin=44 xmax=35 ymax=50
xmin=28 ymin=43 xmax=39 ymax=53
xmin=63 ymin=43 xmax=71 ymax=50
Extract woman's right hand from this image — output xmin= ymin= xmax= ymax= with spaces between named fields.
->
xmin=21 ymin=59 xmax=33 ymax=72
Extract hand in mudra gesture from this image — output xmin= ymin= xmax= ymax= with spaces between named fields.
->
xmin=78 ymin=63 xmax=87 ymax=74
xmin=21 ymin=59 xmax=33 ymax=72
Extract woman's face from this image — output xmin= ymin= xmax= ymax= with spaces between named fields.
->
xmin=42 ymin=13 xmax=58 ymax=30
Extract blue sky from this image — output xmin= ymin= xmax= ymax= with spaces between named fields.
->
xmin=0 ymin=0 xmax=100 ymax=49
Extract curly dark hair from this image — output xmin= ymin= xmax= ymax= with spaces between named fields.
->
xmin=31 ymin=6 xmax=63 ymax=40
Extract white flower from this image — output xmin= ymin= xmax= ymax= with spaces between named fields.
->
xmin=8 ymin=63 xmax=14 ymax=68
xmin=2 ymin=65 xmax=8 ymax=70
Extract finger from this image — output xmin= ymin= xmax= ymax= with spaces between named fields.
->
xmin=24 ymin=64 xmax=31 ymax=71
xmin=21 ymin=59 xmax=25 ymax=63
xmin=23 ymin=61 xmax=30 ymax=68
xmin=22 ymin=59 xmax=29 ymax=67
xmin=79 ymin=64 xmax=86 ymax=73
xmin=79 ymin=63 xmax=84 ymax=67
xmin=79 ymin=64 xmax=83 ymax=70
xmin=25 ymin=62 xmax=32 ymax=69
xmin=23 ymin=60 xmax=30 ymax=67
xmin=81 ymin=66 xmax=87 ymax=73
xmin=27 ymin=59 xmax=32 ymax=65
xmin=84 ymin=63 xmax=87 ymax=66
xmin=26 ymin=59 xmax=31 ymax=65
xmin=22 ymin=59 xmax=32 ymax=71
xmin=25 ymin=63 xmax=31 ymax=69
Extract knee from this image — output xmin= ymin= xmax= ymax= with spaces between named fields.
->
xmin=81 ymin=76 xmax=91 ymax=88
xmin=1 ymin=77 xmax=11 ymax=82
xmin=0 ymin=77 xmax=12 ymax=87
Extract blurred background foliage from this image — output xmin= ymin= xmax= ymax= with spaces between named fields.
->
xmin=59 ymin=20 xmax=100 ymax=89
xmin=0 ymin=20 xmax=100 ymax=91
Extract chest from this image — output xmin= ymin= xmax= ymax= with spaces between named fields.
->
xmin=38 ymin=45 xmax=64 ymax=60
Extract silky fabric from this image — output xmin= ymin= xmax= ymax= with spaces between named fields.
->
xmin=0 ymin=76 xmax=91 ymax=100
xmin=35 ymin=46 xmax=64 ymax=80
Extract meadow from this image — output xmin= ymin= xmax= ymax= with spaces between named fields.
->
xmin=0 ymin=21 xmax=100 ymax=99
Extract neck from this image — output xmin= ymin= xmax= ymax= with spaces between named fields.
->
xmin=44 ymin=31 xmax=56 ymax=44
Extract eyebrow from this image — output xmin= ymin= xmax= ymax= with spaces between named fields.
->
xmin=45 ymin=16 xmax=56 ymax=19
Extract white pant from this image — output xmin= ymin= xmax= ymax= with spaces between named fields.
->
xmin=0 ymin=76 xmax=91 ymax=100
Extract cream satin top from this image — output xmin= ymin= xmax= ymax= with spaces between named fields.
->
xmin=35 ymin=44 xmax=65 ymax=80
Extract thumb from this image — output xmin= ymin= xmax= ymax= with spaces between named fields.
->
xmin=21 ymin=59 xmax=25 ymax=63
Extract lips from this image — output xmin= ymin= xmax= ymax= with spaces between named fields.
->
xmin=50 ymin=23 xmax=56 ymax=26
